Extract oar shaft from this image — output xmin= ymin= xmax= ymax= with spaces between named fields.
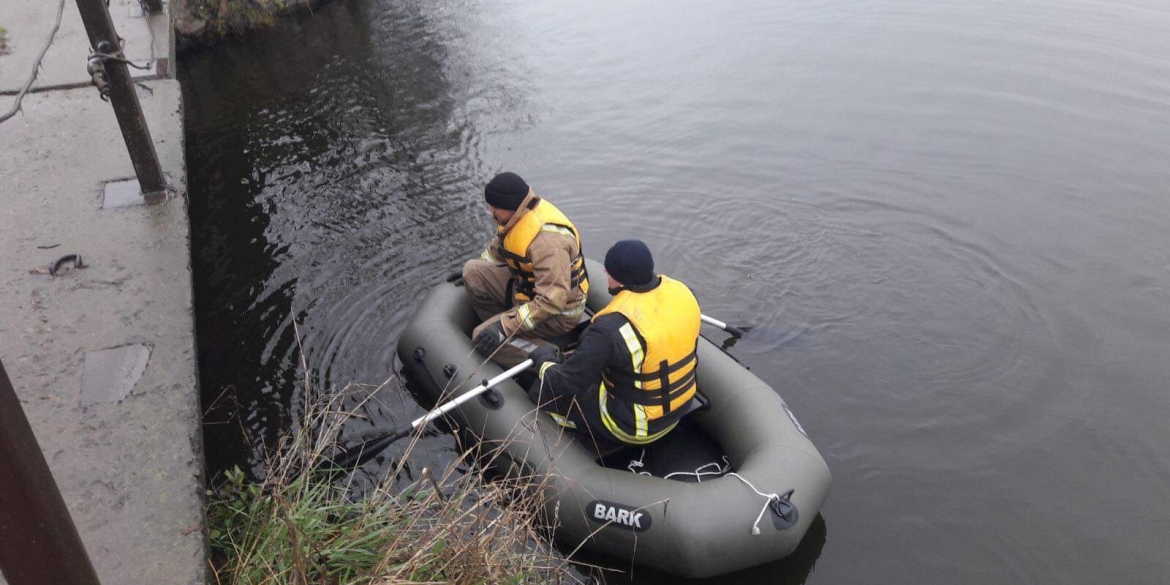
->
xmin=701 ymin=314 xmax=747 ymax=338
xmin=409 ymin=358 xmax=533 ymax=428
xmin=700 ymin=314 xmax=728 ymax=329
xmin=328 ymin=358 xmax=535 ymax=470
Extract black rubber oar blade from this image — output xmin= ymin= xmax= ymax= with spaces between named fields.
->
xmin=316 ymin=358 xmax=533 ymax=475
xmin=724 ymin=324 xmax=753 ymax=338
xmin=700 ymin=314 xmax=754 ymax=338
xmin=322 ymin=424 xmax=413 ymax=471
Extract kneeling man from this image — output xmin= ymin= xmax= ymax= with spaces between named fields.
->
xmin=463 ymin=172 xmax=590 ymax=367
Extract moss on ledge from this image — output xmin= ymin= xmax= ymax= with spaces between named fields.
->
xmin=174 ymin=0 xmax=327 ymax=50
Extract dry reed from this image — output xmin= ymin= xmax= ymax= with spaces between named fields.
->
xmin=205 ymin=375 xmax=583 ymax=585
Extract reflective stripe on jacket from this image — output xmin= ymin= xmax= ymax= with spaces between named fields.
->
xmin=591 ymin=276 xmax=701 ymax=443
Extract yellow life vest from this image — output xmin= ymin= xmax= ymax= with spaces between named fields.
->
xmin=592 ymin=276 xmax=701 ymax=444
xmin=494 ymin=198 xmax=589 ymax=303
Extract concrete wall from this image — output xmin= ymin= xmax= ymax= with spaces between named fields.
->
xmin=1 ymin=1 xmax=207 ymax=584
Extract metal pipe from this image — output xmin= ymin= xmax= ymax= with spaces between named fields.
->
xmin=0 ymin=359 xmax=102 ymax=585
xmin=74 ymin=0 xmax=168 ymax=201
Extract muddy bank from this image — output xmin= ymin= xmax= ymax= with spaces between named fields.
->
xmin=173 ymin=0 xmax=332 ymax=51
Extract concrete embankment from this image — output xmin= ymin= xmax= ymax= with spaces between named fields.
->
xmin=1 ymin=0 xmax=206 ymax=583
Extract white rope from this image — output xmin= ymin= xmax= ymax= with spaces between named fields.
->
xmin=726 ymin=472 xmax=782 ymax=535
xmin=626 ymin=449 xmax=648 ymax=474
xmin=664 ymin=458 xmax=729 ymax=482
xmin=622 ymin=449 xmax=730 ymax=482
xmin=626 ymin=451 xmax=730 ymax=482
xmin=625 ymin=453 xmax=790 ymax=535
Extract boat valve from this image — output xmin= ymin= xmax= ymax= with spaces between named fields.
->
xmin=769 ymin=489 xmax=799 ymax=530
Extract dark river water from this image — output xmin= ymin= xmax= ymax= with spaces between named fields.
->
xmin=179 ymin=0 xmax=1170 ymax=582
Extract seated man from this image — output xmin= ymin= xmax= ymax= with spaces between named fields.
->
xmin=528 ymin=240 xmax=701 ymax=451
xmin=463 ymin=172 xmax=590 ymax=367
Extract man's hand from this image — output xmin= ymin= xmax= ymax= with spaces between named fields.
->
xmin=473 ymin=321 xmax=508 ymax=357
xmin=529 ymin=344 xmax=563 ymax=369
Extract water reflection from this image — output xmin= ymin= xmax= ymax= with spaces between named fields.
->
xmin=584 ymin=515 xmax=828 ymax=585
xmin=182 ymin=0 xmax=489 ymax=475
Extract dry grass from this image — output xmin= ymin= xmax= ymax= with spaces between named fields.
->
xmin=205 ymin=376 xmax=583 ymax=585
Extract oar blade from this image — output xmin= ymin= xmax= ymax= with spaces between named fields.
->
xmin=323 ymin=425 xmax=413 ymax=472
xmin=312 ymin=358 xmax=535 ymax=476
xmin=724 ymin=323 xmax=753 ymax=338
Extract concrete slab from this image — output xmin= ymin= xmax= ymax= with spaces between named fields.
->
xmin=0 ymin=0 xmax=168 ymax=94
xmin=0 ymin=80 xmax=206 ymax=585
xmin=103 ymin=177 xmax=150 ymax=208
xmin=101 ymin=173 xmax=175 ymax=209
xmin=81 ymin=344 xmax=151 ymax=407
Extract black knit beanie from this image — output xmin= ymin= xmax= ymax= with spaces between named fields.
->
xmin=605 ymin=240 xmax=655 ymax=287
xmin=484 ymin=172 xmax=529 ymax=211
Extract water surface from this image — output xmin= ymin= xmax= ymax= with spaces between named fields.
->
xmin=180 ymin=0 xmax=1170 ymax=582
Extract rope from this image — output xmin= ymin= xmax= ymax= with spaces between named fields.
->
xmin=726 ymin=472 xmax=782 ymax=535
xmin=626 ymin=450 xmax=731 ymax=482
xmin=625 ymin=449 xmax=649 ymax=474
xmin=624 ymin=452 xmax=788 ymax=535
xmin=91 ymin=52 xmax=154 ymax=70
xmin=664 ymin=460 xmax=727 ymax=481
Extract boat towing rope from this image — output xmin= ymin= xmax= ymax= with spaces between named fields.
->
xmin=624 ymin=452 xmax=784 ymax=534
xmin=727 ymin=472 xmax=791 ymax=535
xmin=625 ymin=450 xmax=731 ymax=482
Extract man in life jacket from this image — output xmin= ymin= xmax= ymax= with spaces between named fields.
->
xmin=527 ymin=240 xmax=702 ymax=451
xmin=463 ymin=172 xmax=590 ymax=367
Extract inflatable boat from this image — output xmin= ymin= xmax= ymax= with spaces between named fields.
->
xmin=395 ymin=260 xmax=831 ymax=578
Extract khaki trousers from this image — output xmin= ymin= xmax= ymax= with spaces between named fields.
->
xmin=462 ymin=259 xmax=584 ymax=367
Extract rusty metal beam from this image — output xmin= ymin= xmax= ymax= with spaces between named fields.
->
xmin=0 ymin=359 xmax=102 ymax=585
xmin=74 ymin=0 xmax=168 ymax=201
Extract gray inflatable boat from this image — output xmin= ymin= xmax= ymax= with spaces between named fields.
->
xmin=396 ymin=260 xmax=831 ymax=579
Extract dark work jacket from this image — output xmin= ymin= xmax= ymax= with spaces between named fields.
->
xmin=529 ymin=310 xmax=690 ymax=441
